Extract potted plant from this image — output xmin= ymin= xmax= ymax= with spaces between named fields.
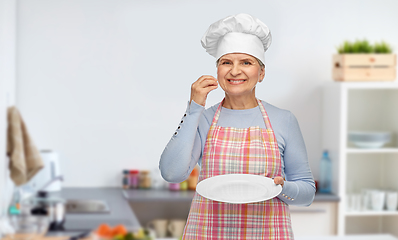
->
xmin=333 ymin=39 xmax=396 ymax=81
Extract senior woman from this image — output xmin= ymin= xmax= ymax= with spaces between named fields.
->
xmin=159 ymin=13 xmax=315 ymax=239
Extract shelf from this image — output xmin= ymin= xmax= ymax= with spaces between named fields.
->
xmin=346 ymin=148 xmax=398 ymax=154
xmin=323 ymin=83 xmax=398 ymax=236
xmin=331 ymin=81 xmax=398 ymax=89
xmin=345 ymin=210 xmax=398 ymax=216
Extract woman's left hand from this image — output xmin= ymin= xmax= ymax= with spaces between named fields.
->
xmin=274 ymin=177 xmax=284 ymax=188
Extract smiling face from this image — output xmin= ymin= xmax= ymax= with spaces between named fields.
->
xmin=217 ymin=53 xmax=265 ymax=99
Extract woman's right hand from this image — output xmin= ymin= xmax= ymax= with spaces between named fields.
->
xmin=190 ymin=75 xmax=218 ymax=106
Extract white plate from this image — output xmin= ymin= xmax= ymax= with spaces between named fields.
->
xmin=196 ymin=174 xmax=282 ymax=204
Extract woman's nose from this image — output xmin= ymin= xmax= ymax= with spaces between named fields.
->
xmin=230 ymin=64 xmax=241 ymax=76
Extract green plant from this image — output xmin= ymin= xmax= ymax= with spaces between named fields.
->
xmin=374 ymin=41 xmax=393 ymax=53
xmin=336 ymin=39 xmax=393 ymax=54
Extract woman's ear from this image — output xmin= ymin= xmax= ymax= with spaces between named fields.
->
xmin=259 ymin=67 xmax=265 ymax=82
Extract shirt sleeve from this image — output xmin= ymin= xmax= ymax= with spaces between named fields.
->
xmin=159 ymin=101 xmax=204 ymax=183
xmin=276 ymin=112 xmax=316 ymax=206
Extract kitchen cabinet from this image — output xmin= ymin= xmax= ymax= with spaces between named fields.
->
xmin=124 ymin=189 xmax=339 ymax=236
xmin=290 ymin=202 xmax=338 ymax=236
xmin=322 ymin=82 xmax=398 ymax=236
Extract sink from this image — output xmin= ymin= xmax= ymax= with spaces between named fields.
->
xmin=65 ymin=199 xmax=110 ymax=213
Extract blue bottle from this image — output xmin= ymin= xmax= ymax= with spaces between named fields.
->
xmin=319 ymin=150 xmax=332 ymax=193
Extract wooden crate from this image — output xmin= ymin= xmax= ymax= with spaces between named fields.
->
xmin=333 ymin=54 xmax=396 ymax=81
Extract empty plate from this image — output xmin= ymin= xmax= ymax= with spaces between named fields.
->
xmin=196 ymin=174 xmax=282 ymax=204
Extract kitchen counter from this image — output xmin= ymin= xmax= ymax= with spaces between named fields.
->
xmin=313 ymin=192 xmax=340 ymax=202
xmin=39 ymin=188 xmax=338 ymax=237
xmin=48 ymin=188 xmax=140 ymax=233
xmin=123 ymin=189 xmax=340 ymax=202
xmin=2 ymin=234 xmax=397 ymax=240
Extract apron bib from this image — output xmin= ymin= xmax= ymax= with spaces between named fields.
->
xmin=182 ymin=99 xmax=293 ymax=240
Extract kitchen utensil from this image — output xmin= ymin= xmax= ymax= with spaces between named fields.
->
xmin=25 ymin=150 xmax=62 ymax=192
xmin=146 ymin=219 xmax=168 ymax=238
xmin=196 ymin=174 xmax=282 ymax=204
xmin=26 ymin=190 xmax=66 ymax=231
xmin=7 ymin=215 xmax=49 ymax=240
xmin=167 ymin=219 xmax=185 ymax=238
xmin=386 ymin=191 xmax=398 ymax=211
xmin=348 ymin=131 xmax=392 ymax=148
xmin=68 ymin=230 xmax=90 ymax=240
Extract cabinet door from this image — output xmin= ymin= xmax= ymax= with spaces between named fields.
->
xmin=290 ymin=202 xmax=337 ymax=236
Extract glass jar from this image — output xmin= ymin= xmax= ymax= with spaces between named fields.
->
xmin=180 ymin=180 xmax=188 ymax=191
xmin=122 ymin=170 xmax=130 ymax=189
xmin=129 ymin=170 xmax=139 ymax=189
xmin=169 ymin=183 xmax=180 ymax=191
xmin=139 ymin=170 xmax=151 ymax=189
xmin=188 ymin=166 xmax=199 ymax=190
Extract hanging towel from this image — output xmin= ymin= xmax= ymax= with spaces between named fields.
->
xmin=6 ymin=106 xmax=43 ymax=186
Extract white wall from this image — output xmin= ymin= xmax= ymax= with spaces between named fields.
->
xmin=15 ymin=0 xmax=398 ymax=187
xmin=0 ymin=7 xmax=6 ymax=216
xmin=0 ymin=0 xmax=17 ymax=215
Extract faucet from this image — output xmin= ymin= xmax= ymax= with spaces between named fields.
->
xmin=39 ymin=175 xmax=64 ymax=193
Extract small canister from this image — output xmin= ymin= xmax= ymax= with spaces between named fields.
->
xmin=169 ymin=183 xmax=180 ymax=191
xmin=122 ymin=170 xmax=130 ymax=189
xmin=129 ymin=170 xmax=139 ymax=189
xmin=139 ymin=170 xmax=152 ymax=189
xmin=180 ymin=180 xmax=188 ymax=191
xmin=188 ymin=166 xmax=199 ymax=190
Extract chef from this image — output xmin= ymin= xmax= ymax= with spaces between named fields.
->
xmin=159 ymin=13 xmax=315 ymax=239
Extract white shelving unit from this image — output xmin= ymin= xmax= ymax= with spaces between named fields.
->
xmin=323 ymin=82 xmax=398 ymax=237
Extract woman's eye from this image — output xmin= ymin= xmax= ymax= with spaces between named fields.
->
xmin=243 ymin=61 xmax=251 ymax=65
xmin=222 ymin=61 xmax=231 ymax=65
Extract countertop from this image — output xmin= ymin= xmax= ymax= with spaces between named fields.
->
xmin=122 ymin=189 xmax=340 ymax=202
xmin=46 ymin=188 xmax=140 ymax=234
xmin=295 ymin=235 xmax=398 ymax=240
xmin=43 ymin=187 xmax=338 ymax=236
xmin=3 ymin=234 xmax=397 ymax=240
xmin=5 ymin=188 xmax=393 ymax=240
xmin=158 ymin=236 xmax=397 ymax=240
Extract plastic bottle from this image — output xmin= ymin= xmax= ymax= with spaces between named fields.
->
xmin=319 ymin=150 xmax=332 ymax=193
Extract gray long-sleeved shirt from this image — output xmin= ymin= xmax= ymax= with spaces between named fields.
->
xmin=159 ymin=100 xmax=315 ymax=206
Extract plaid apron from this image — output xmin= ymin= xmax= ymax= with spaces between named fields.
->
xmin=182 ymin=99 xmax=293 ymax=240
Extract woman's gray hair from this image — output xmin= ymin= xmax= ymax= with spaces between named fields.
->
xmin=216 ymin=57 xmax=265 ymax=69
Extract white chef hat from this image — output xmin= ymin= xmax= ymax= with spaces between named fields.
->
xmin=201 ymin=13 xmax=272 ymax=65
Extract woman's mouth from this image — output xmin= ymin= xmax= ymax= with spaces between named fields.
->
xmin=228 ymin=79 xmax=246 ymax=85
